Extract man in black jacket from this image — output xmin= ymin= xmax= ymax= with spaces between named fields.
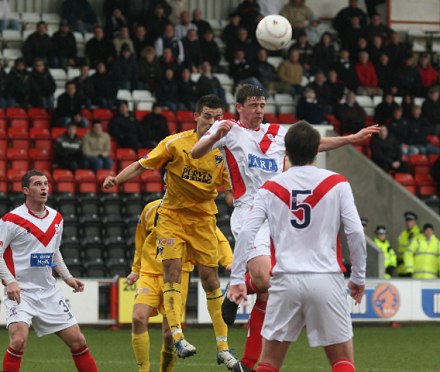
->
xmin=23 ymin=21 xmax=51 ymax=67
xmin=28 ymin=59 xmax=56 ymax=108
xmin=54 ymin=122 xmax=85 ymax=171
xmin=139 ymin=103 xmax=170 ymax=148
xmin=109 ymin=100 xmax=142 ymax=150
xmin=6 ymin=58 xmax=30 ymax=108
xmin=51 ymin=20 xmax=77 ymax=69
xmin=53 ymin=81 xmax=85 ymax=127
xmin=85 ymin=25 xmax=116 ymax=68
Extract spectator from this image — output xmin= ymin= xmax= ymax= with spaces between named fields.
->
xmin=308 ymin=70 xmax=332 ymax=113
xmin=335 ymin=91 xmax=366 ymax=134
xmin=402 ymin=94 xmax=415 ymax=120
xmin=366 ymin=13 xmax=392 ymax=42
xmin=178 ymin=68 xmax=198 ymax=111
xmin=105 ymin=7 xmax=127 ymax=39
xmin=109 ymin=100 xmax=142 ymax=150
xmin=417 ymin=53 xmax=438 ymax=95
xmin=69 ymin=111 xmax=90 ymax=129
xmin=133 ymin=25 xmax=154 ymax=57
xmin=255 ymin=48 xmax=289 ymax=94
xmin=155 ymin=23 xmax=185 ymax=64
xmin=54 ymin=122 xmax=85 ymax=171
xmin=139 ymin=102 xmax=170 ymax=148
xmin=341 ymin=15 xmax=367 ymax=55
xmin=296 ymin=87 xmax=326 ymax=124
xmin=388 ymin=106 xmax=411 ymax=156
xmin=221 ymin=12 xmax=241 ymax=52
xmin=0 ymin=0 xmax=20 ymax=32
xmin=53 ymin=81 xmax=85 ymax=127
xmin=280 ymin=0 xmax=314 ymax=36
xmin=368 ymin=35 xmax=385 ymax=66
xmin=147 ymin=3 xmax=171 ymax=41
xmin=72 ymin=64 xmax=95 ymax=109
xmin=182 ymin=29 xmax=202 ymax=72
xmin=227 ymin=26 xmax=257 ymax=64
xmin=196 ymin=61 xmax=226 ymax=103
xmin=61 ymin=0 xmax=97 ymax=34
xmin=332 ymin=0 xmax=367 ymax=38
xmin=385 ymin=31 xmax=411 ymax=69
xmin=23 ymin=21 xmax=51 ymax=67
xmin=422 ymin=88 xmax=440 ymax=134
xmin=175 ymin=10 xmax=197 ymax=40
xmin=407 ymin=105 xmax=439 ymax=155
xmin=5 ymin=58 xmax=30 ymax=108
xmin=112 ymin=43 xmax=140 ymax=90
xmin=85 ymin=25 xmax=116 ymax=68
xmin=192 ymin=8 xmax=212 ymax=38
xmin=351 ymin=37 xmax=369 ymax=64
xmin=374 ymin=92 xmax=398 ymax=125
xmin=199 ymin=29 xmax=221 ymax=72
xmin=398 ymin=56 xmax=422 ymax=96
xmin=82 ymin=121 xmax=113 ymax=172
xmin=370 ymin=124 xmax=410 ymax=173
xmin=257 ymin=0 xmax=281 ymax=16
xmin=229 ymin=50 xmax=263 ymax=91
xmin=375 ymin=53 xmax=398 ymax=95
xmin=168 ymin=0 xmax=188 ymax=25
xmin=397 ymin=211 xmax=421 ymax=276
xmin=332 ymin=49 xmax=357 ymax=92
xmin=373 ymin=226 xmax=397 ymax=279
xmin=156 ymin=68 xmax=185 ymax=111
xmin=139 ymin=46 xmax=162 ymax=92
xmin=290 ymin=32 xmax=313 ymax=75
xmin=91 ymin=62 xmax=118 ymax=109
xmin=312 ymin=32 xmax=336 ymax=75
xmin=404 ymin=224 xmax=440 ymax=279
xmin=0 ymin=63 xmax=13 ymax=109
xmin=278 ymin=48 xmax=304 ymax=97
xmin=158 ymin=47 xmax=179 ymax=74
xmin=113 ymin=25 xmax=135 ymax=55
xmin=305 ymin=15 xmax=326 ymax=47
xmin=326 ymin=69 xmax=346 ymax=110
xmin=355 ymin=51 xmax=382 ymax=96
xmin=28 ymin=59 xmax=56 ymax=109
xmin=51 ymin=20 xmax=77 ymax=69
xmin=234 ymin=0 xmax=260 ymax=35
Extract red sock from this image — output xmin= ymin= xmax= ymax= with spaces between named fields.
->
xmin=71 ymin=345 xmax=98 ymax=372
xmin=242 ymin=299 xmax=267 ymax=370
xmin=3 ymin=347 xmax=23 ymax=372
xmin=245 ymin=272 xmax=266 ymax=294
xmin=332 ymin=359 xmax=355 ymax=372
xmin=256 ymin=361 xmax=279 ymax=372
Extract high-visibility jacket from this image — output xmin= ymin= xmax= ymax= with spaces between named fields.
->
xmin=397 ymin=225 xmax=421 ymax=275
xmin=404 ymin=234 xmax=440 ymax=279
xmin=374 ymin=237 xmax=397 ymax=278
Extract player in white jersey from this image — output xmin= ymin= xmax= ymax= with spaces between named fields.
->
xmin=232 ymin=122 xmax=366 ymax=372
xmin=0 ymin=170 xmax=98 ymax=372
xmin=191 ymin=84 xmax=377 ymax=371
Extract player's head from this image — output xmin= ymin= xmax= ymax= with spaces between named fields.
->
xmin=22 ymin=170 xmax=49 ymax=204
xmin=285 ymin=121 xmax=320 ymax=166
xmin=195 ymin=94 xmax=224 ymax=137
xmin=235 ymin=84 xmax=267 ymax=129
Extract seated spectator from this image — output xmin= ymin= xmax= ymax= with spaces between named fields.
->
xmin=278 ymin=49 xmax=303 ymax=97
xmin=155 ymin=23 xmax=185 ymax=64
xmin=69 ymin=111 xmax=89 ymax=128
xmin=109 ymin=100 xmax=142 ymax=150
xmin=375 ymin=53 xmax=398 ymax=95
xmin=229 ymin=50 xmax=263 ymax=91
xmin=139 ymin=103 xmax=170 ymax=148
xmin=53 ymin=81 xmax=85 ymax=127
xmin=355 ymin=51 xmax=382 ymax=96
xmin=305 ymin=15 xmax=326 ymax=47
xmin=332 ymin=49 xmax=357 ymax=92
xmin=133 ymin=25 xmax=155 ymax=57
xmin=0 ymin=0 xmax=20 ymax=32
xmin=0 ymin=63 xmax=14 ymax=109
xmin=385 ymin=31 xmax=411 ymax=69
xmin=168 ymin=0 xmax=187 ymax=25
xmin=407 ymin=105 xmax=439 ymax=155
xmin=388 ymin=106 xmax=411 ymax=156
xmin=342 ymin=15 xmax=367 ymax=56
xmin=62 ymin=0 xmax=97 ymax=34
xmin=326 ymin=69 xmax=346 ymax=110
xmin=234 ymin=0 xmax=260 ymax=35
xmin=85 ymin=25 xmax=116 ymax=68
xmin=51 ymin=20 xmax=77 ymax=69
xmin=113 ymin=25 xmax=135 ymax=55
xmin=23 ymin=21 xmax=51 ymax=67
xmin=196 ymin=61 xmax=226 ymax=103
xmin=398 ymin=56 xmax=422 ymax=96
xmin=105 ymin=7 xmax=127 ymax=39
xmin=256 ymin=48 xmax=289 ymax=94
xmin=178 ymin=68 xmax=198 ymax=111
xmin=370 ymin=124 xmax=410 ymax=173
xmin=335 ymin=91 xmax=366 ymax=134
xmin=156 ymin=68 xmax=185 ymax=111
xmin=368 ymin=35 xmax=385 ymax=66
xmin=417 ymin=53 xmax=438 ymax=96
xmin=374 ymin=92 xmax=398 ymax=125
xmin=351 ymin=37 xmax=369 ymax=64
xmin=422 ymin=88 xmax=440 ymax=135
xmin=54 ymin=122 xmax=85 ymax=172
xmin=366 ymin=13 xmax=392 ymax=42
xmin=296 ymin=87 xmax=326 ymax=124
xmin=82 ymin=121 xmax=113 ymax=172
xmin=175 ymin=10 xmax=197 ymax=40
xmin=312 ymin=32 xmax=336 ymax=75
xmin=290 ymin=32 xmax=313 ymax=75
xmin=227 ymin=26 xmax=257 ymax=64
xmin=112 ymin=43 xmax=140 ymax=90
xmin=139 ymin=46 xmax=162 ymax=93
xmin=28 ymin=59 xmax=56 ymax=109
xmin=257 ymin=0 xmax=282 ymax=16
xmin=221 ymin=12 xmax=241 ymax=52
xmin=402 ymin=94 xmax=415 ymax=120
xmin=199 ymin=29 xmax=221 ymax=72
xmin=6 ymin=58 xmax=29 ymax=108
xmin=91 ymin=62 xmax=118 ymax=109
xmin=159 ymin=47 xmax=179 ymax=74
xmin=280 ymin=0 xmax=314 ymax=36
xmin=147 ymin=3 xmax=171 ymax=41
xmin=72 ymin=64 xmax=95 ymax=109
xmin=181 ymin=29 xmax=202 ymax=72
xmin=308 ymin=70 xmax=332 ymax=113
xmin=332 ymin=0 xmax=367 ymax=39
xmin=192 ymin=8 xmax=212 ymax=38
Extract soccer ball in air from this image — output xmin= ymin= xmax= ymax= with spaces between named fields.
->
xmin=256 ymin=15 xmax=292 ymax=51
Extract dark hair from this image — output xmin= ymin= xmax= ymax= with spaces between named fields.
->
xmin=92 ymin=120 xmax=102 ymax=127
xmin=195 ymin=94 xmax=224 ymax=114
xmin=235 ymin=84 xmax=267 ymax=105
xmin=285 ymin=121 xmax=320 ymax=166
xmin=22 ymin=170 xmax=45 ymax=188
xmin=65 ymin=80 xmax=76 ymax=89
xmin=37 ymin=21 xmax=46 ymax=27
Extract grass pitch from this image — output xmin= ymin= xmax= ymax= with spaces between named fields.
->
xmin=1 ymin=324 xmax=440 ymax=371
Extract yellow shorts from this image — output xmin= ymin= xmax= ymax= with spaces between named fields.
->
xmin=134 ymin=271 xmax=190 ymax=317
xmin=156 ymin=208 xmax=218 ymax=267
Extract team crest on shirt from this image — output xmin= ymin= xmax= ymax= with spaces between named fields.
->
xmin=214 ymin=155 xmax=223 ymax=165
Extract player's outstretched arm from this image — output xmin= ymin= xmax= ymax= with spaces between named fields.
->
xmin=191 ymin=120 xmax=233 ymax=158
xmin=319 ymin=124 xmax=380 ymax=152
xmin=103 ymin=161 xmax=144 ymax=189
xmin=65 ymin=277 xmax=85 ymax=293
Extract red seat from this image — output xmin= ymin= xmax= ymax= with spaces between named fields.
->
xmin=75 ymin=169 xmax=96 ymax=182
xmin=141 ymin=170 xmax=162 ymax=182
xmin=116 ymin=148 xmax=138 ymax=161
xmin=161 ymin=110 xmax=176 ymax=122
xmin=176 ymin=110 xmax=194 ymax=123
xmin=222 ymin=112 xmax=236 ymax=120
xmin=144 ymin=181 xmax=164 ymax=193
xmin=137 ymin=149 xmax=152 ymax=159
xmin=31 ymin=119 xmax=51 ymax=130
xmin=180 ymin=121 xmax=195 ymax=132
xmin=10 ymin=119 xmax=29 ymax=129
xmin=0 ymin=159 xmax=6 ymax=171
xmin=415 ymin=173 xmax=435 ymax=185
xmin=93 ymin=108 xmax=113 ymax=121
xmin=81 ymin=108 xmax=93 ymax=121
xmin=78 ymin=182 xmax=98 ymax=194
xmin=53 ymin=169 xmax=74 ymax=182
xmin=134 ymin=110 xmax=150 ymax=121
xmin=56 ymin=181 xmax=76 ymax=194
xmin=6 ymin=148 xmax=29 ymax=171
xmin=32 ymin=160 xmax=52 ymax=172
xmin=8 ymin=127 xmax=29 ymax=149
xmin=409 ymin=154 xmax=431 ymax=174
xmin=96 ymin=169 xmax=115 ymax=183
xmin=279 ymin=113 xmax=298 ymax=124
xmin=122 ymin=181 xmax=141 ymax=193
xmin=168 ymin=121 xmax=178 ymax=134
xmin=7 ymin=169 xmax=27 ymax=192
xmin=29 ymin=148 xmax=51 ymax=160
xmin=395 ymin=172 xmax=416 ymax=185
xmin=28 ymin=108 xmax=50 ymax=120
xmin=427 ymin=135 xmax=440 ymax=147
xmin=6 ymin=107 xmax=27 ymax=120
xmin=0 ymin=147 xmax=5 ymax=159
xmin=76 ymin=128 xmax=89 ymax=138
xmin=51 ymin=128 xmax=66 ymax=139
xmin=264 ymin=113 xmax=278 ymax=123
xmin=429 ymin=154 xmax=440 ymax=165
xmin=30 ymin=127 xmax=51 ymax=139
xmin=0 ymin=118 xmax=6 ymax=131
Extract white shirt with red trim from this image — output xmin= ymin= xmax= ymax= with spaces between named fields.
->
xmin=0 ymin=204 xmax=64 ymax=291
xmin=231 ymin=166 xmax=366 ymax=285
xmin=203 ymin=120 xmax=287 ymax=206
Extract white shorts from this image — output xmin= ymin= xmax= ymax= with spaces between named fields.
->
xmin=4 ymin=286 xmax=77 ymax=337
xmin=262 ymin=273 xmax=353 ymax=347
xmin=231 ymin=205 xmax=270 ymax=261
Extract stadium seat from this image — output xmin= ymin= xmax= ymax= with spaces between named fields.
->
xmin=103 ymin=215 xmax=126 ymax=238
xmin=409 ymin=154 xmax=431 ymax=174
xmin=100 ymin=193 xmax=123 ymax=215
xmin=161 ymin=110 xmax=176 ymax=122
xmin=0 ymin=118 xmax=6 ymax=131
xmin=83 ymin=257 xmax=107 ymax=278
xmin=63 ymin=215 xmax=80 ymax=238
xmin=216 ymin=214 xmax=232 ymax=237
xmin=93 ymin=108 xmax=114 ymax=121
xmin=83 ymin=237 xmax=106 ymax=260
xmin=30 ymin=128 xmax=52 ymax=149
xmin=80 ymin=214 xmax=102 ymax=238
xmin=116 ymin=148 xmax=137 ymax=164
xmin=63 ymin=258 xmax=83 ymax=278
xmin=125 ymin=216 xmax=139 ymax=240
xmin=107 ymin=257 xmax=130 ymax=277
xmin=394 ymin=173 xmax=417 ymax=194
xmin=28 ymin=108 xmax=50 ymax=120
xmin=10 ymin=119 xmax=29 ymax=129
xmin=180 ymin=121 xmax=195 ymax=131
xmin=134 ymin=110 xmax=150 ymax=121
xmin=132 ymin=90 xmax=154 ymax=102
xmin=176 ymin=110 xmax=194 ymax=122
xmin=53 ymin=169 xmax=74 ymax=182
xmin=122 ymin=194 xmax=144 ymax=215
xmin=6 ymin=107 xmax=27 ymax=120
xmin=51 ymin=127 xmax=66 ymax=139
xmin=415 ymin=173 xmax=437 ymax=196
xmin=55 ymin=193 xmax=78 ymax=216
xmin=278 ymin=113 xmax=297 ymax=124
xmin=75 ymin=169 xmax=96 ymax=182
xmin=136 ymin=102 xmax=153 ymax=111
xmin=0 ymin=193 xmax=10 ymax=216
xmin=78 ymin=194 xmax=101 ymax=215
xmin=167 ymin=121 xmax=178 ymax=134
xmin=56 ymin=182 xmax=76 ymax=194
xmin=6 ymin=148 xmax=29 ymax=171
xmin=8 ymin=127 xmax=29 ymax=149
xmin=429 ymin=154 xmax=440 ymax=165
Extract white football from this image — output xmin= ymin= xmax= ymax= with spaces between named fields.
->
xmin=256 ymin=15 xmax=292 ymax=51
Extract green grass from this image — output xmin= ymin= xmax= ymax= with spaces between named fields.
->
xmin=1 ymin=324 xmax=440 ymax=371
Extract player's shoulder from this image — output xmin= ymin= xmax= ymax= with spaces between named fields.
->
xmin=1 ymin=204 xmax=26 ymax=222
xmin=144 ymin=199 xmax=162 ymax=213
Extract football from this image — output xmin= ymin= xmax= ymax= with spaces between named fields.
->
xmin=255 ymin=15 xmax=292 ymax=51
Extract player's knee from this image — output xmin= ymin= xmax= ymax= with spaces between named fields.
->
xmin=69 ymin=332 xmax=87 ymax=350
xmin=251 ymin=272 xmax=270 ymax=292
xmin=132 ymin=310 xmax=147 ymax=329
xmin=10 ymin=335 xmax=27 ymax=352
xmin=200 ymin=275 xmax=219 ymax=292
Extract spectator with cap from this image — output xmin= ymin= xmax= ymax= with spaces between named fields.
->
xmin=373 ymin=226 xmax=397 ymax=279
xmin=54 ymin=122 xmax=85 ymax=171
xmin=23 ymin=21 xmax=52 ymax=67
xmin=397 ymin=211 xmax=422 ymax=277
xmin=82 ymin=121 xmax=113 ymax=172
xmin=404 ymin=223 xmax=440 ymax=279
xmin=51 ymin=20 xmax=77 ymax=69
xmin=305 ymin=15 xmax=326 ymax=47
xmin=108 ymin=100 xmax=142 ymax=150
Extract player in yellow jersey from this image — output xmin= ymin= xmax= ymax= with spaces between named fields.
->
xmin=127 ymin=198 xmax=234 ymax=372
xmin=103 ymin=95 xmax=241 ymax=370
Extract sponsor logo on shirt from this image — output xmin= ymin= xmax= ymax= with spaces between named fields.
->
xmin=214 ymin=155 xmax=223 ymax=165
xmin=248 ymin=154 xmax=278 ymax=172
xmin=181 ymin=165 xmax=213 ymax=184
xmin=30 ymin=253 xmax=54 ymax=267
xmin=158 ymin=238 xmax=174 ymax=246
